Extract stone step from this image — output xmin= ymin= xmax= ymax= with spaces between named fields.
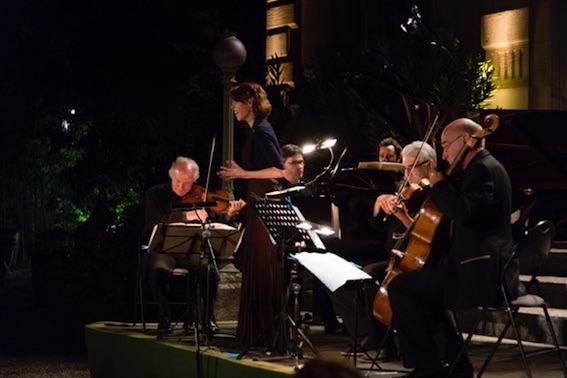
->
xmin=536 ymin=248 xmax=567 ymax=276
xmin=455 ymin=307 xmax=567 ymax=346
xmin=520 ymin=275 xmax=567 ymax=309
xmin=215 ymin=270 xmax=241 ymax=322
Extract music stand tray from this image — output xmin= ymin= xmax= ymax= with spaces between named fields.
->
xmin=148 ymin=222 xmax=242 ymax=257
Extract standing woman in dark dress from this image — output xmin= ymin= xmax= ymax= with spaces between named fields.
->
xmin=217 ymin=82 xmax=284 ymax=348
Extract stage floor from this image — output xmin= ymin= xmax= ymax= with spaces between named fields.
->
xmin=85 ymin=320 xmax=567 ymax=377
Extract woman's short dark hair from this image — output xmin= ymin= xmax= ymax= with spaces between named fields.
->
xmin=230 ymin=82 xmax=272 ymax=119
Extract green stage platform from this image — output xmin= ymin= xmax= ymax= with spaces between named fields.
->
xmin=85 ymin=321 xmax=294 ymax=378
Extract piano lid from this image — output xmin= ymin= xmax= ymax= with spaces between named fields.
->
xmin=357 ymin=161 xmax=404 ymax=172
xmin=327 ymin=167 xmax=402 ymax=194
xmin=480 ymin=110 xmax=567 ymax=191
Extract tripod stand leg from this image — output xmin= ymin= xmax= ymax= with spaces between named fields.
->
xmin=287 ymin=314 xmax=320 ymax=358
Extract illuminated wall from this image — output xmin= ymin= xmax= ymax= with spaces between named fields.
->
xmin=481 ymin=7 xmax=529 ymax=109
xmin=265 ymin=1 xmax=566 ymax=110
xmin=266 ymin=0 xmax=299 ymax=87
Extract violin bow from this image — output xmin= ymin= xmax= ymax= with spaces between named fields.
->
xmin=394 ymin=111 xmax=440 ymax=201
xmin=203 ymin=135 xmax=216 ymax=200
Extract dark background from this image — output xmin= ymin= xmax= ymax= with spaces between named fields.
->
xmin=1 ymin=0 xmax=564 ymax=359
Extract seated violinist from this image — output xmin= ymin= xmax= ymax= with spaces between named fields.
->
xmin=327 ymin=141 xmax=437 ymax=358
xmin=141 ymin=156 xmax=246 ymax=333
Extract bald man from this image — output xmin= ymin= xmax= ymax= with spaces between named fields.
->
xmin=388 ymin=118 xmax=517 ymax=377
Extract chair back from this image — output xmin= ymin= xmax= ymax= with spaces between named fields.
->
xmin=514 ymin=220 xmax=554 ymax=282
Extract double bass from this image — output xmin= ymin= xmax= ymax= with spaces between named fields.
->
xmin=372 ymin=114 xmax=500 ymax=326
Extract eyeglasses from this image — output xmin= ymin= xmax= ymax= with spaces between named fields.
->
xmin=286 ymin=159 xmax=304 ymax=166
xmin=402 ymin=160 xmax=428 ymax=172
xmin=441 ymin=134 xmax=465 ymax=150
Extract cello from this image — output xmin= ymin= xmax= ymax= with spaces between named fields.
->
xmin=372 ymin=114 xmax=500 ymax=326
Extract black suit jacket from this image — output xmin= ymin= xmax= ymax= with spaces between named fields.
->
xmin=429 ymin=149 xmax=515 ymax=309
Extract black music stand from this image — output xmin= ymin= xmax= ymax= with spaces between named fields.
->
xmin=292 ymin=251 xmax=402 ymax=374
xmin=291 ymin=252 xmax=376 ymax=365
xmin=147 ymin=222 xmax=202 ymax=335
xmin=237 ymin=198 xmax=323 ymax=366
xmin=149 ymin=221 xmax=241 ymax=378
xmin=148 ymin=222 xmax=241 ymax=334
xmin=148 ymin=223 xmax=201 ymax=254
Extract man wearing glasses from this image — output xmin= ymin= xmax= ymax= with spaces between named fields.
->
xmin=388 ymin=118 xmax=515 ymax=377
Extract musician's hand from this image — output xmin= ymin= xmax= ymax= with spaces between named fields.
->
xmin=185 ymin=208 xmax=208 ymax=222
xmin=217 ymin=160 xmax=246 ymax=180
xmin=428 ymin=169 xmax=445 ymax=186
xmin=392 ymin=203 xmax=414 ymax=228
xmin=374 ymin=194 xmax=397 ymax=215
xmin=227 ymin=199 xmax=246 ymax=217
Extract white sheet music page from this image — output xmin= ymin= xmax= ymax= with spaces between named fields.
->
xmin=292 ymin=252 xmax=372 ymax=292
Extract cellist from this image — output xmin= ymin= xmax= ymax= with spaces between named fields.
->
xmin=387 ymin=118 xmax=518 ymax=378
xmin=326 ymin=141 xmax=437 ymax=358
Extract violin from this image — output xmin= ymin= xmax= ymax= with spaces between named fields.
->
xmin=394 ymin=178 xmax=431 ymax=215
xmin=182 ymin=184 xmax=231 ymax=214
xmin=372 ymin=114 xmax=500 ymax=326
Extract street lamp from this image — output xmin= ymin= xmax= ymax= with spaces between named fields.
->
xmin=213 ymin=33 xmax=247 ymax=196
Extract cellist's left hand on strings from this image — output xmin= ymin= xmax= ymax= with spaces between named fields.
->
xmin=217 ymin=160 xmax=246 ymax=180
xmin=227 ymin=199 xmax=246 ymax=217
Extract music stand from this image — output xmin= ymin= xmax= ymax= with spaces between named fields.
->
xmin=148 ymin=222 xmax=241 ymax=260
xmin=292 ymin=252 xmax=382 ymax=369
xmin=237 ymin=198 xmax=323 ymax=364
xmin=250 ymin=198 xmax=325 ymax=250
xmin=148 ymin=222 xmax=241 ymax=332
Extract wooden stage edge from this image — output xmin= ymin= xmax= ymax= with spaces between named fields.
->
xmin=85 ymin=321 xmax=296 ymax=378
xmin=85 ymin=320 xmax=567 ymax=378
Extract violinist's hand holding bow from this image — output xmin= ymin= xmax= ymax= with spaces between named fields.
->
xmin=227 ymin=199 xmax=246 ymax=218
xmin=373 ymin=194 xmax=398 ymax=216
xmin=373 ymin=194 xmax=413 ymax=228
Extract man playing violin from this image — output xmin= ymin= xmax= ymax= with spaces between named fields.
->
xmin=388 ymin=118 xmax=517 ymax=377
xmin=142 ymin=156 xmax=245 ymax=333
xmin=328 ymin=141 xmax=437 ymax=359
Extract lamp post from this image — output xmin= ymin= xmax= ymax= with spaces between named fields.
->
xmin=213 ymin=33 xmax=247 ymax=196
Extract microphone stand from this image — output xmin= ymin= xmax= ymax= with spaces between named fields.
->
xmin=192 ymin=212 xmax=219 ymax=378
xmin=200 ymin=220 xmax=221 ymax=341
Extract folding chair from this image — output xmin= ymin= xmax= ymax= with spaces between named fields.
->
xmin=451 ymin=220 xmax=567 ymax=377
xmin=133 ymin=242 xmax=194 ymax=333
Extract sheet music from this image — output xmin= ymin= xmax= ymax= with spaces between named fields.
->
xmin=357 ymin=161 xmax=403 ymax=171
xmin=251 ymin=200 xmax=325 ymax=250
xmin=147 ymin=222 xmax=240 ymax=255
xmin=292 ymin=251 xmax=372 ymax=292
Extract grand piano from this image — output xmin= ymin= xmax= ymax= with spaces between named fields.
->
xmin=479 ymin=110 xmax=567 ymax=243
xmin=295 ymin=110 xmax=567 ymax=253
xmin=292 ymin=164 xmax=403 ymax=266
xmin=341 ymin=73 xmax=567 ymax=243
